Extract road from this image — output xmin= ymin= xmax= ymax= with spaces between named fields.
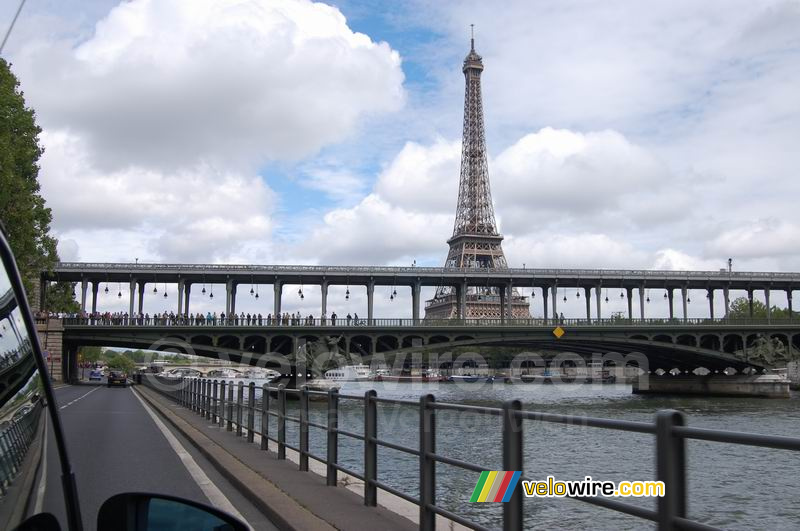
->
xmin=39 ymin=381 xmax=277 ymax=530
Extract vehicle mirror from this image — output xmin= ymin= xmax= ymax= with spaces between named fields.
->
xmin=0 ymin=229 xmax=79 ymax=529
xmin=97 ymin=492 xmax=248 ymax=531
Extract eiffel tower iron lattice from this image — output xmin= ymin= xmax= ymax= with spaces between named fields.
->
xmin=425 ymin=34 xmax=530 ymax=320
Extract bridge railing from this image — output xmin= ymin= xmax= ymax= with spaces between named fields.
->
xmin=140 ymin=375 xmax=800 ymax=531
xmin=61 ymin=316 xmax=796 ymax=328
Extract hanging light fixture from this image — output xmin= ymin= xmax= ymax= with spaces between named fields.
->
xmin=117 ymin=282 xmax=122 ymax=299
xmin=163 ymin=283 xmax=168 ymax=299
xmin=153 ymin=285 xmax=158 ymax=294
xmin=687 ymin=296 xmax=691 ymax=304
xmin=345 ymin=287 xmax=350 ymax=301
xmin=250 ymin=285 xmax=255 ymax=295
xmin=576 ymin=288 xmax=580 ymax=299
xmin=620 ymin=290 xmax=624 ymax=299
xmin=605 ymin=289 xmax=609 ymax=303
xmin=202 ymin=285 xmax=206 ymax=294
xmin=255 ymin=285 xmax=259 ymax=300
xmin=104 ymin=284 xmax=109 ymax=294
xmin=663 ymin=290 xmax=668 ymax=299
xmin=646 ymin=289 xmax=651 ymax=304
xmin=562 ymin=287 xmax=566 ymax=303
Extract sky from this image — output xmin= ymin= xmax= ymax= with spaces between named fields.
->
xmin=1 ymin=0 xmax=799 ymax=318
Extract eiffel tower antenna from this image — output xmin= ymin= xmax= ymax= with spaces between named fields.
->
xmin=425 ymin=31 xmax=530 ymax=319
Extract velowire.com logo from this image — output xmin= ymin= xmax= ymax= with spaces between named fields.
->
xmin=470 ymin=471 xmax=521 ymax=502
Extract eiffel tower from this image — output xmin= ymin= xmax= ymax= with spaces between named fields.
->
xmin=425 ymin=32 xmax=530 ymax=319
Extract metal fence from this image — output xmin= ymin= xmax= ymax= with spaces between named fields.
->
xmin=141 ymin=376 xmax=800 ymax=531
xmin=0 ymin=401 xmax=44 ymax=495
xmin=62 ymin=316 xmax=797 ymax=328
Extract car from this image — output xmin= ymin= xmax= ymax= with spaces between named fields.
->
xmin=107 ymin=370 xmax=128 ymax=387
xmin=89 ymin=369 xmax=103 ymax=381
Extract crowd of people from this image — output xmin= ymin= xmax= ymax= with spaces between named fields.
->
xmin=36 ymin=309 xmax=368 ymax=326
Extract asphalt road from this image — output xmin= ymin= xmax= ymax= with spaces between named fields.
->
xmin=38 ymin=382 xmax=276 ymax=530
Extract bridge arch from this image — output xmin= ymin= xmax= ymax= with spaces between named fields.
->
xmin=699 ymin=334 xmax=720 ymax=351
xmin=653 ymin=334 xmax=674 ymax=344
xmin=401 ymin=335 xmax=425 ymax=349
xmin=428 ymin=335 xmax=451 ymax=346
xmin=375 ymin=335 xmax=399 ymax=353
xmin=349 ymin=335 xmax=373 ymax=356
xmin=217 ymin=335 xmax=242 ymax=350
xmin=676 ymin=334 xmax=697 ymax=347
xmin=270 ymin=335 xmax=294 ymax=356
xmin=722 ymin=334 xmax=744 ymax=355
xmin=243 ymin=335 xmax=267 ymax=355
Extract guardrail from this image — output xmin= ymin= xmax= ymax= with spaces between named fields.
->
xmin=0 ymin=401 xmax=44 ymax=495
xmin=61 ymin=316 xmax=797 ymax=328
xmin=140 ymin=375 xmax=800 ymax=531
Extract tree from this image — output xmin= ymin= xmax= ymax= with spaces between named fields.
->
xmin=79 ymin=346 xmax=104 ymax=365
xmin=106 ymin=354 xmax=135 ymax=374
xmin=727 ymin=296 xmax=796 ymax=319
xmin=0 ymin=59 xmax=77 ymax=312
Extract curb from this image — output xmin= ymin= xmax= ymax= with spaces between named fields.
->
xmin=133 ymin=386 xmax=335 ymax=531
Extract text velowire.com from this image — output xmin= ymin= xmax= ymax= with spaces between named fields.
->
xmin=523 ymin=476 xmax=665 ymax=498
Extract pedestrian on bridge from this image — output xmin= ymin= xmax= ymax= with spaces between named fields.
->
xmin=346 ymin=313 xmax=352 ymax=326
xmin=331 ymin=312 xmax=337 ymax=326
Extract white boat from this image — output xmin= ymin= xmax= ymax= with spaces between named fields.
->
xmin=240 ymin=368 xmax=280 ymax=380
xmin=324 ymin=364 xmax=372 ymax=382
xmin=207 ymin=368 xmax=240 ymax=379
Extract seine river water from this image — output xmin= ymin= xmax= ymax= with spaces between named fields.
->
xmin=230 ymin=380 xmax=799 ymax=530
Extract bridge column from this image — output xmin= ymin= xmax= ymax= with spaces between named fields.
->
xmin=681 ymin=287 xmax=688 ymax=322
xmin=551 ymin=285 xmax=558 ymax=322
xmin=458 ymin=281 xmax=467 ymax=320
xmin=542 ymin=287 xmax=549 ymax=320
xmin=367 ymin=280 xmax=375 ymax=325
xmin=137 ymin=282 xmax=145 ymax=315
xmin=177 ymin=279 xmax=185 ymax=315
xmin=595 ymin=286 xmax=601 ymax=321
xmin=723 ymin=287 xmax=730 ymax=319
xmin=765 ymin=288 xmax=771 ymax=322
xmin=748 ymin=289 xmax=754 ymax=318
xmin=708 ymin=289 xmax=714 ymax=319
xmin=639 ymin=286 xmax=645 ymax=320
xmin=273 ymin=282 xmax=282 ymax=317
xmin=412 ymin=281 xmax=421 ymax=324
xmin=129 ymin=279 xmax=136 ymax=316
xmin=320 ymin=280 xmax=328 ymax=320
xmin=498 ymin=284 xmax=505 ymax=323
xmin=226 ymin=281 xmax=236 ymax=315
xmin=80 ymin=279 xmax=88 ymax=312
xmin=667 ymin=289 xmax=674 ymax=319
xmin=584 ymin=287 xmax=591 ymax=320
xmin=506 ymin=283 xmax=513 ymax=320
xmin=788 ymin=290 xmax=793 ymax=320
xmin=184 ymin=283 xmax=192 ymax=315
xmin=626 ymin=288 xmax=633 ymax=319
xmin=91 ymin=282 xmax=98 ymax=314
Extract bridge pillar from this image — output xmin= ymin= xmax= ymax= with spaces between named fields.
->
xmin=681 ymin=287 xmax=688 ymax=322
xmin=788 ymin=290 xmax=793 ymax=320
xmin=639 ymin=286 xmax=645 ymax=320
xmin=708 ymin=289 xmax=714 ymax=319
xmin=321 ymin=280 xmax=328 ymax=320
xmin=80 ymin=279 xmax=88 ymax=312
xmin=458 ymin=281 xmax=467 ymax=320
xmin=668 ymin=289 xmax=674 ymax=320
xmin=498 ymin=284 xmax=504 ymax=323
xmin=226 ymin=281 xmax=236 ymax=315
xmin=137 ymin=282 xmax=145 ymax=315
xmin=185 ymin=283 xmax=192 ymax=315
xmin=412 ymin=282 xmax=421 ymax=324
xmin=506 ymin=283 xmax=513 ymax=321
xmin=595 ymin=286 xmax=601 ymax=321
xmin=177 ymin=279 xmax=185 ymax=315
xmin=551 ymin=285 xmax=558 ymax=322
xmin=723 ymin=287 xmax=730 ymax=319
xmin=129 ymin=279 xmax=136 ymax=316
xmin=747 ymin=289 xmax=754 ymax=318
xmin=367 ymin=280 xmax=375 ymax=325
xmin=273 ymin=282 xmax=282 ymax=317
xmin=542 ymin=287 xmax=549 ymax=320
xmin=584 ymin=287 xmax=591 ymax=320
xmin=626 ymin=287 xmax=633 ymax=319
xmin=765 ymin=288 xmax=771 ymax=322
xmin=91 ymin=282 xmax=98 ymax=314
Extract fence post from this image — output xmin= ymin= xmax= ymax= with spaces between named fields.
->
xmin=261 ymin=384 xmax=270 ymax=451
xmin=200 ymin=379 xmax=207 ymax=416
xmin=206 ymin=379 xmax=212 ymax=420
xmin=236 ymin=381 xmax=244 ymax=437
xmin=212 ymin=380 xmax=218 ymax=423
xmin=420 ymin=394 xmax=436 ymax=531
xmin=180 ymin=377 xmax=185 ymax=406
xmin=247 ymin=382 xmax=256 ymax=443
xmin=226 ymin=382 xmax=234 ymax=432
xmin=278 ymin=385 xmax=286 ymax=460
xmin=300 ymin=385 xmax=309 ymax=471
xmin=655 ymin=410 xmax=687 ymax=530
xmin=327 ymin=388 xmax=339 ymax=486
xmin=219 ymin=380 xmax=227 ymax=428
xmin=191 ymin=379 xmax=197 ymax=412
xmin=364 ymin=389 xmax=377 ymax=507
xmin=503 ymin=399 xmax=523 ymax=531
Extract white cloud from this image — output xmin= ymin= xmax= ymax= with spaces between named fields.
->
xmin=706 ymin=220 xmax=800 ymax=260
xmin=15 ymin=0 xmax=405 ymax=171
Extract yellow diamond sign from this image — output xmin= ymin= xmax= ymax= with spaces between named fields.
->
xmin=552 ymin=326 xmax=565 ymax=339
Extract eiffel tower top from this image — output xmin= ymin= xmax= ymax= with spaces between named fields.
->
xmin=450 ymin=30 xmax=499 ymax=240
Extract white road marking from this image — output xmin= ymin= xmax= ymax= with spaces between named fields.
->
xmin=59 ymin=386 xmax=101 ymax=410
xmin=131 ymin=388 xmax=251 ymax=530
xmin=34 ymin=420 xmax=48 ymax=514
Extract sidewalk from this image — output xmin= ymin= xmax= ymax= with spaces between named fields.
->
xmin=135 ymin=385 xmax=417 ymax=531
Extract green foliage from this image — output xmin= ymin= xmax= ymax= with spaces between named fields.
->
xmin=106 ymin=354 xmax=135 ymax=374
xmin=0 ymin=59 xmax=77 ymax=312
xmin=727 ymin=296 xmax=796 ymax=319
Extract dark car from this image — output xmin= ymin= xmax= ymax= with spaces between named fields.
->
xmin=107 ymin=371 xmax=128 ymax=388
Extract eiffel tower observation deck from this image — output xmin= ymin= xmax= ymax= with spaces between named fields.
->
xmin=426 ymin=33 xmax=531 ymax=319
